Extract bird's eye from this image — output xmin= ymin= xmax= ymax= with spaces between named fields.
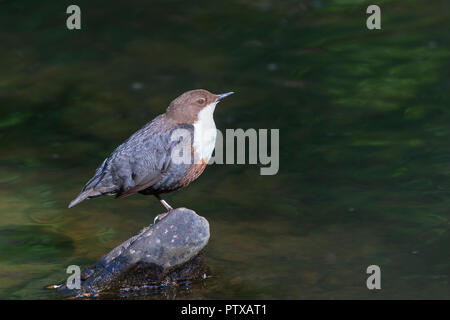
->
xmin=197 ymin=98 xmax=206 ymax=105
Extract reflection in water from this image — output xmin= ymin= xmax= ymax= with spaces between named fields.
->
xmin=0 ymin=0 xmax=449 ymax=299
xmin=0 ymin=225 xmax=74 ymax=263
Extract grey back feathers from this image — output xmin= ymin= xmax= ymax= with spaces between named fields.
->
xmin=68 ymin=114 xmax=194 ymax=208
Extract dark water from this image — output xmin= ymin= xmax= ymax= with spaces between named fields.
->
xmin=0 ymin=0 xmax=449 ymax=299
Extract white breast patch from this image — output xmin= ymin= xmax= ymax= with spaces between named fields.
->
xmin=192 ymin=102 xmax=217 ymax=163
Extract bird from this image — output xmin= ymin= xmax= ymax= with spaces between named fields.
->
xmin=68 ymin=89 xmax=233 ymax=222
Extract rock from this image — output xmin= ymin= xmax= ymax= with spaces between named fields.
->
xmin=58 ymin=208 xmax=210 ymax=297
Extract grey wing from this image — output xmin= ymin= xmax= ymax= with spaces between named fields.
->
xmin=112 ymin=122 xmax=194 ymax=198
xmin=68 ymin=117 xmax=193 ymax=208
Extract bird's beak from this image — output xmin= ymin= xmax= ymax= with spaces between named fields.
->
xmin=216 ymin=92 xmax=234 ymax=101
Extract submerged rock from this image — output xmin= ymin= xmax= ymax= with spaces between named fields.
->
xmin=58 ymin=208 xmax=210 ymax=297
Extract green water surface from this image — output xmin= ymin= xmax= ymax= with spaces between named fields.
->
xmin=0 ymin=0 xmax=449 ymax=299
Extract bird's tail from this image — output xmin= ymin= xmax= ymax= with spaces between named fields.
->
xmin=68 ymin=189 xmax=99 ymax=208
xmin=68 ymin=158 xmax=116 ymax=208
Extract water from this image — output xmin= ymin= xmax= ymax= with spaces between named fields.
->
xmin=0 ymin=0 xmax=449 ymax=299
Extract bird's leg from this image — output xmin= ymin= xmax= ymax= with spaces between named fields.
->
xmin=153 ymin=195 xmax=173 ymax=224
xmin=159 ymin=198 xmax=173 ymax=211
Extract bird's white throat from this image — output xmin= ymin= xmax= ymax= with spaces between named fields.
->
xmin=193 ymin=102 xmax=217 ymax=162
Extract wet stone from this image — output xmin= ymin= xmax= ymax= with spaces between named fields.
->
xmin=57 ymin=208 xmax=210 ymax=297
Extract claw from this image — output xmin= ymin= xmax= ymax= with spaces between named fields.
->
xmin=153 ymin=212 xmax=168 ymax=224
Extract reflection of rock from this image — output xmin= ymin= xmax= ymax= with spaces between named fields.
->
xmin=58 ymin=208 xmax=210 ymax=297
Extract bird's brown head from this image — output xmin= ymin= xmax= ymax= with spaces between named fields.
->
xmin=165 ymin=89 xmax=233 ymax=124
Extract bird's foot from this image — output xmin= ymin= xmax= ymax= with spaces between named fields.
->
xmin=153 ymin=195 xmax=173 ymax=224
xmin=153 ymin=211 xmax=171 ymax=224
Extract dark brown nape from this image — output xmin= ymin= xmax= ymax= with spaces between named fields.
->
xmin=165 ymin=89 xmax=218 ymax=124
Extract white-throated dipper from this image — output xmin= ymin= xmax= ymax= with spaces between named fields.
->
xmin=68 ymin=89 xmax=233 ymax=221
